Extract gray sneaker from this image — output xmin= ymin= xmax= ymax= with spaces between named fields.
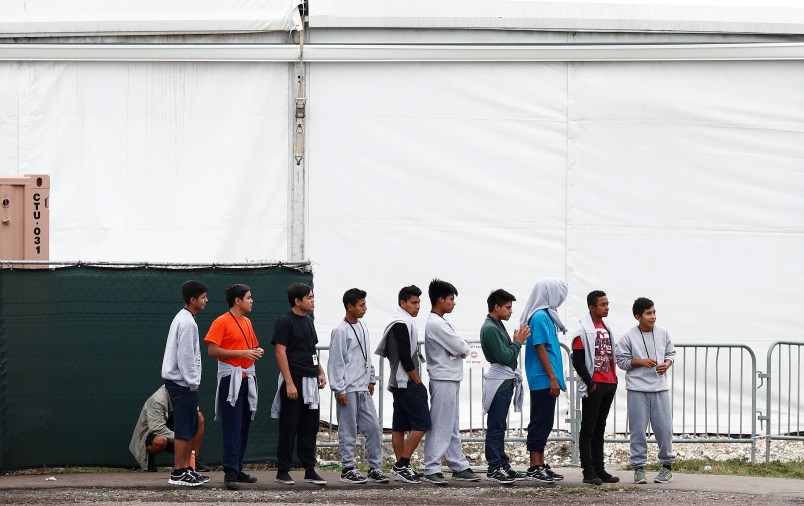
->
xmin=654 ymin=467 xmax=673 ymax=484
xmin=423 ymin=472 xmax=448 ymax=485
xmin=633 ymin=468 xmax=647 ymax=484
xmin=452 ymin=469 xmax=481 ymax=482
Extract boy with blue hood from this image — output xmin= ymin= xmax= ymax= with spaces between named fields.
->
xmin=615 ymin=297 xmax=676 ymax=485
xmin=520 ymin=277 xmax=568 ymax=483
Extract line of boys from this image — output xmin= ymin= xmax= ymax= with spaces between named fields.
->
xmin=160 ymin=277 xmax=676 ymax=488
xmin=160 ymin=280 xmax=328 ymax=488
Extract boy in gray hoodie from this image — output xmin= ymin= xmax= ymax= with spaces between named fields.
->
xmin=328 ymin=288 xmax=390 ymax=484
xmin=422 ymin=279 xmax=479 ymax=484
xmin=615 ymin=297 xmax=676 ymax=485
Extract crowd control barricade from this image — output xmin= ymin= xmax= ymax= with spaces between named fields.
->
xmin=319 ymin=340 xmax=760 ymax=468
xmin=590 ymin=344 xmax=759 ymax=463
xmin=762 ymin=341 xmax=804 ymax=462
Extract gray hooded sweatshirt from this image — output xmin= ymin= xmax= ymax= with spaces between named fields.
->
xmin=328 ymin=318 xmax=376 ymax=394
xmin=375 ymin=306 xmax=420 ymax=389
xmin=424 ymin=312 xmax=470 ymax=381
xmin=615 ymin=324 xmax=676 ymax=392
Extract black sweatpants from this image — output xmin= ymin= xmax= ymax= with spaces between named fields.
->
xmin=579 ymin=382 xmax=617 ymax=474
xmin=276 ymin=375 xmax=320 ymax=473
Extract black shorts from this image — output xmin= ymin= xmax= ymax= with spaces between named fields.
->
xmin=390 ymin=382 xmax=431 ymax=432
xmin=145 ymin=433 xmax=175 ymax=453
xmin=164 ymin=380 xmax=199 ymax=440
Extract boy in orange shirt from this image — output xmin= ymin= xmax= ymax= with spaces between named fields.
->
xmin=204 ymin=284 xmax=265 ymax=490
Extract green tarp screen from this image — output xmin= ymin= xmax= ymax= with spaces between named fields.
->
xmin=0 ymin=264 xmax=312 ymax=469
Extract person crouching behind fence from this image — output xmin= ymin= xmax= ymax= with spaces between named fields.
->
xmin=327 ymin=288 xmax=390 ymax=484
xmin=520 ymin=277 xmax=568 ymax=483
xmin=129 ymin=385 xmax=210 ymax=474
xmin=205 ymin=284 xmax=265 ymax=490
xmin=374 ymin=285 xmax=430 ymax=484
xmin=615 ymin=297 xmax=676 ymax=485
xmin=160 ymin=280 xmax=210 ymax=486
xmin=480 ymin=289 xmax=530 ymax=484
xmin=270 ymin=283 xmax=328 ymax=486
xmin=571 ymin=290 xmax=619 ymax=485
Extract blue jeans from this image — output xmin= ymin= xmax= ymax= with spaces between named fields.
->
xmin=164 ymin=380 xmax=198 ymax=440
xmin=485 ymin=384 xmax=514 ymax=472
xmin=527 ymin=388 xmax=556 ymax=452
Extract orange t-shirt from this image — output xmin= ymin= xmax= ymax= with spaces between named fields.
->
xmin=204 ymin=312 xmax=259 ymax=369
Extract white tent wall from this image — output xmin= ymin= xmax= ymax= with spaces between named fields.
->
xmin=0 ymin=60 xmax=290 ymax=262
xmin=308 ymin=57 xmax=804 ymax=433
xmin=0 ymin=0 xmax=300 ymax=37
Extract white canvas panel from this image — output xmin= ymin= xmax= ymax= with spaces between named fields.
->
xmin=308 ymin=62 xmax=569 ymax=340
xmin=566 ymin=60 xmax=804 ymax=433
xmin=0 ymin=0 xmax=299 ymax=36
xmin=309 ymin=0 xmax=804 ymax=35
xmin=308 ymin=62 xmax=570 ymax=427
xmin=2 ymin=61 xmax=289 ymax=262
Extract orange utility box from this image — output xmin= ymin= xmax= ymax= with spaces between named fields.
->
xmin=0 ymin=174 xmax=50 ymax=263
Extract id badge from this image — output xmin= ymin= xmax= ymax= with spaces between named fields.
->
xmin=312 ymin=354 xmax=319 ymax=366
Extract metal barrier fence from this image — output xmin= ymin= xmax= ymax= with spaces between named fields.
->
xmin=595 ymin=344 xmax=758 ymax=463
xmin=316 ymin=339 xmax=792 ymax=467
xmin=763 ymin=341 xmax=804 ymax=462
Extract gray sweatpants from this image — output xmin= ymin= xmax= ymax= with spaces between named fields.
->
xmin=627 ymin=390 xmax=676 ymax=468
xmin=424 ymin=380 xmax=471 ymax=474
xmin=336 ymin=391 xmax=383 ymax=469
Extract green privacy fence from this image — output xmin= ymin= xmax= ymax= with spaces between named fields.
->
xmin=0 ymin=262 xmax=312 ymax=470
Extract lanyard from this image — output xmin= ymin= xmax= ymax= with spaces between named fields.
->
xmin=229 ymin=311 xmax=255 ymax=350
xmin=639 ymin=329 xmax=658 ymax=362
xmin=345 ymin=318 xmax=368 ymax=363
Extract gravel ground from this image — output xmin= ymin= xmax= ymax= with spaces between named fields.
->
xmin=1 ymin=485 xmax=803 ymax=506
xmin=2 ymin=430 xmax=801 ymax=505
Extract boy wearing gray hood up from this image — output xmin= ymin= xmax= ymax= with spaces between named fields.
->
xmin=615 ymin=297 xmax=676 ymax=485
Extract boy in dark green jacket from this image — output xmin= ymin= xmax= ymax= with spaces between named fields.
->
xmin=480 ymin=289 xmax=530 ymax=484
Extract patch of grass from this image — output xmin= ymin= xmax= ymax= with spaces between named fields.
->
xmin=643 ymin=458 xmax=804 ymax=479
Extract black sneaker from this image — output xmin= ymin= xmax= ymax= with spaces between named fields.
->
xmin=189 ymin=469 xmax=210 ymax=483
xmin=525 ymin=465 xmax=554 ymax=483
xmin=367 ymin=468 xmax=390 ymax=483
xmin=392 ymin=465 xmax=421 ymax=484
xmin=304 ymin=468 xmax=327 ymax=485
xmin=168 ymin=468 xmax=203 ymax=487
xmin=224 ymin=470 xmax=239 ymax=490
xmin=340 ymin=468 xmax=368 ymax=484
xmin=452 ymin=469 xmax=481 ymax=482
xmin=423 ymin=472 xmax=447 ymax=485
xmin=486 ymin=468 xmax=514 ymax=484
xmin=596 ymin=470 xmax=620 ymax=483
xmin=505 ymin=467 xmax=528 ymax=481
xmin=237 ymin=472 xmax=257 ymax=483
xmin=276 ymin=471 xmax=295 ymax=485
xmin=544 ymin=463 xmax=564 ymax=481
xmin=194 ymin=458 xmax=211 ymax=473
xmin=582 ymin=471 xmax=603 ymax=485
